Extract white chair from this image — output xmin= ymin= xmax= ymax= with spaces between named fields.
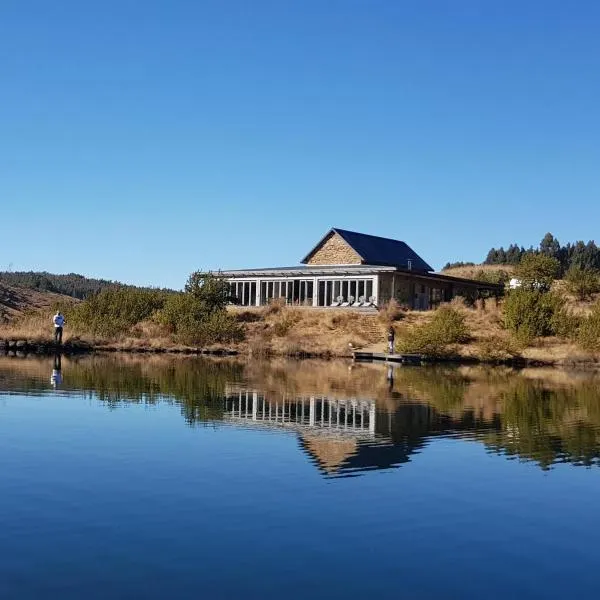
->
xmin=362 ymin=295 xmax=376 ymax=308
xmin=353 ymin=295 xmax=364 ymax=307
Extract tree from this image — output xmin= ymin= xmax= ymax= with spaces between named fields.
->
xmin=505 ymin=244 xmax=524 ymax=265
xmin=159 ymin=272 xmax=243 ymax=345
xmin=564 ymin=266 xmax=600 ymax=301
xmin=514 ymin=254 xmax=560 ymax=292
xmin=184 ymin=272 xmax=232 ymax=313
xmin=540 ymin=233 xmax=560 ymax=259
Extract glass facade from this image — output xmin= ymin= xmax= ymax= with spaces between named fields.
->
xmin=229 ymin=278 xmax=376 ymax=307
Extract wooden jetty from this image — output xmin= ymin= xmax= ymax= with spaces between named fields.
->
xmin=352 ymin=351 xmax=425 ymax=365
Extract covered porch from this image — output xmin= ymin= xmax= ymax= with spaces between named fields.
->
xmin=223 ymin=266 xmax=392 ymax=308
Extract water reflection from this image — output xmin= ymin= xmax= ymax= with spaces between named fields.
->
xmin=1 ymin=355 xmax=599 ymax=474
xmin=50 ymin=354 xmax=62 ymax=389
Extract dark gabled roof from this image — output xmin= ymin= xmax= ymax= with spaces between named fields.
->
xmin=301 ymin=228 xmax=434 ymax=272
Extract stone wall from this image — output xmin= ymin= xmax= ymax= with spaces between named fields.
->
xmin=306 ymin=232 xmax=362 ymax=265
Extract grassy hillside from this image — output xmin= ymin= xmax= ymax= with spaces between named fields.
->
xmin=440 ymin=263 xmax=514 ymax=281
xmin=0 ymin=283 xmax=76 ymax=323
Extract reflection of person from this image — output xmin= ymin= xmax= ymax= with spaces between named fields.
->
xmin=387 ymin=326 xmax=395 ymax=354
xmin=50 ymin=354 xmax=62 ymax=389
xmin=53 ymin=311 xmax=65 ymax=344
xmin=387 ymin=365 xmax=394 ymax=392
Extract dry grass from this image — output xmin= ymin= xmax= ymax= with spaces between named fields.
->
xmin=0 ymin=283 xmax=77 ymax=323
xmin=235 ymin=305 xmax=385 ymax=357
xmin=3 ymin=287 xmax=600 ymax=366
xmin=0 ymin=310 xmax=77 ymax=342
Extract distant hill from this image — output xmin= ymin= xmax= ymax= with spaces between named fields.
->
xmin=0 ymin=271 xmax=167 ymax=300
xmin=440 ymin=263 xmax=514 ymax=284
xmin=0 ymin=282 xmax=76 ymax=323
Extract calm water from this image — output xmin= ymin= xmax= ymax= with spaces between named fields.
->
xmin=1 ymin=355 xmax=599 ymax=599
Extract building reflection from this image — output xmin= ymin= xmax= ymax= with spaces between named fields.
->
xmin=223 ymin=385 xmax=498 ymax=478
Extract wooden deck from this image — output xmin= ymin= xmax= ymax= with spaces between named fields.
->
xmin=352 ymin=351 xmax=425 ymax=365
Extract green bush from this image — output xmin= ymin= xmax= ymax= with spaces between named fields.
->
xmin=68 ymin=288 xmax=170 ymax=336
xmin=473 ymin=269 xmax=511 ymax=286
xmin=578 ymin=302 xmax=600 ymax=351
xmin=397 ymin=306 xmax=469 ymax=356
xmin=565 ymin=266 xmax=600 ymax=301
xmin=177 ymin=310 xmax=243 ymax=346
xmin=514 ymin=254 xmax=560 ymax=291
xmin=157 ymin=273 xmax=243 ymax=345
xmin=503 ymin=289 xmax=567 ymax=342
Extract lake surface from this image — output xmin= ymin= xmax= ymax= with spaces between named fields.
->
xmin=1 ymin=355 xmax=599 ymax=599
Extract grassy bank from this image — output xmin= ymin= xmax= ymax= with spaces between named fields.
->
xmin=2 ymin=297 xmax=600 ymax=366
xmin=2 ymin=266 xmax=600 ymax=366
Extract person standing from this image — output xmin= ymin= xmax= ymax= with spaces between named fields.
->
xmin=387 ymin=326 xmax=395 ymax=354
xmin=53 ymin=311 xmax=65 ymax=344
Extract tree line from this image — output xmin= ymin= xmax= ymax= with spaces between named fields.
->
xmin=0 ymin=271 xmax=171 ymax=300
xmin=484 ymin=233 xmax=600 ymax=275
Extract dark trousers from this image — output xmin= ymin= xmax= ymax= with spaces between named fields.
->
xmin=54 ymin=327 xmax=63 ymax=344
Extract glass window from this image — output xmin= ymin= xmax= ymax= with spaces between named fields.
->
xmin=358 ymin=280 xmax=365 ymax=300
xmin=333 ymin=281 xmax=341 ymax=301
xmin=349 ymin=280 xmax=357 ymax=302
xmin=318 ymin=281 xmax=326 ymax=306
xmin=260 ymin=282 xmax=267 ymax=305
xmin=306 ymin=281 xmax=314 ymax=306
xmin=326 ymin=280 xmax=333 ymax=305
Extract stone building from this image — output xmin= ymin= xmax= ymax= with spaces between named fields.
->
xmin=221 ymin=228 xmax=501 ymax=310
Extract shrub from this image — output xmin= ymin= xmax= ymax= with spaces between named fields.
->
xmin=473 ymin=269 xmax=510 ymax=286
xmin=564 ymin=266 xmax=600 ymax=301
xmin=273 ymin=316 xmax=295 ymax=337
xmin=477 ymin=335 xmax=522 ymax=362
xmin=578 ymin=302 xmax=600 ymax=351
xmin=67 ymin=288 xmax=170 ymax=337
xmin=397 ymin=306 xmax=469 ymax=356
xmin=184 ymin=271 xmax=232 ymax=313
xmin=158 ymin=289 xmax=243 ymax=345
xmin=503 ymin=289 xmax=566 ymax=342
xmin=378 ymin=299 xmax=405 ymax=323
xmin=514 ymin=254 xmax=560 ymax=291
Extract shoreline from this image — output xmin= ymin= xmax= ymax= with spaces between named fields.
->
xmin=2 ymin=337 xmax=598 ymax=370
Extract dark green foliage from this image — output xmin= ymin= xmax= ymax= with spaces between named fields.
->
xmin=48 ymin=271 xmax=242 ymax=345
xmin=442 ymin=261 xmax=475 ymax=271
xmin=485 ymin=245 xmax=529 ymax=265
xmin=184 ymin=271 xmax=232 ymax=312
xmin=473 ymin=269 xmax=511 ymax=285
xmin=503 ymin=289 xmax=567 ymax=342
xmin=514 ymin=254 xmax=560 ymax=291
xmin=564 ymin=266 xmax=600 ymax=301
xmin=539 ymin=232 xmax=561 ymax=259
xmin=0 ymin=271 xmax=152 ymax=299
xmin=158 ymin=273 xmax=243 ymax=345
xmin=578 ymin=302 xmax=600 ymax=351
xmin=397 ymin=306 xmax=470 ymax=356
xmin=68 ymin=288 xmax=170 ymax=336
xmin=484 ymin=233 xmax=600 ymax=277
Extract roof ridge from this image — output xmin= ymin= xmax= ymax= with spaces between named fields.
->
xmin=332 ymin=228 xmax=408 ymax=245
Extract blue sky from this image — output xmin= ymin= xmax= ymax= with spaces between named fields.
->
xmin=1 ymin=1 xmax=599 ymax=288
